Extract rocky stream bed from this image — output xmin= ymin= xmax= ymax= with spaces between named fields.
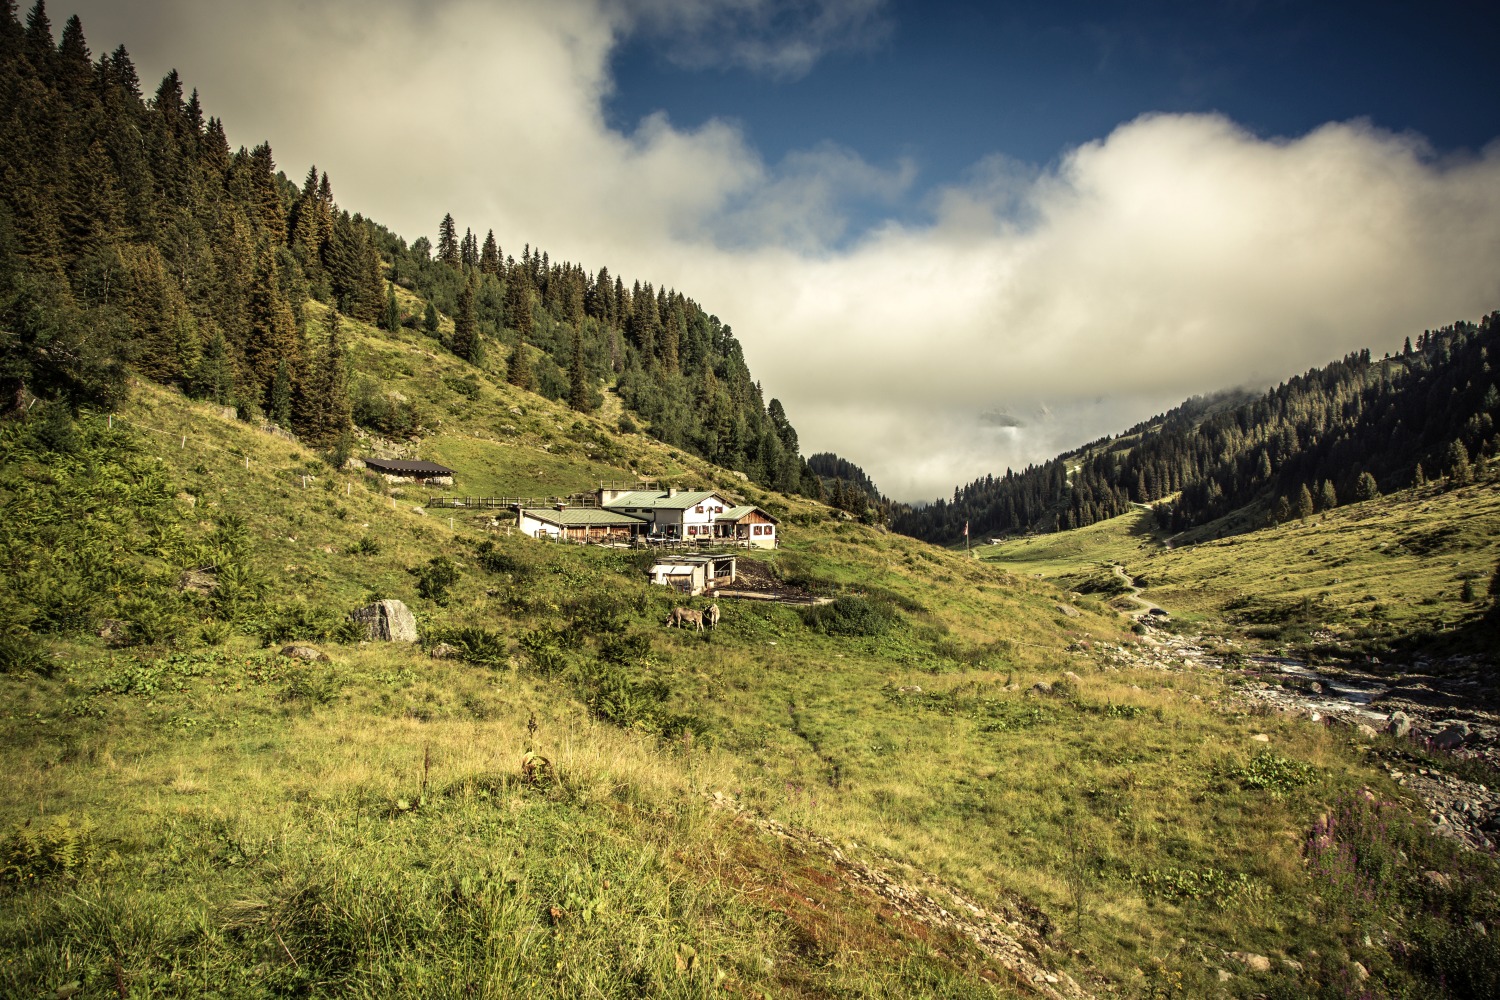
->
xmin=1087 ymin=618 xmax=1500 ymax=853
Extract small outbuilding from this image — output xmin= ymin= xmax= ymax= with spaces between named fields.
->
xmin=648 ymin=553 xmax=737 ymax=595
xmin=518 ymin=507 xmax=648 ymax=543
xmin=361 ymin=457 xmax=456 ymax=486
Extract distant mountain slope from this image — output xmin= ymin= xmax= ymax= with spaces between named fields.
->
xmin=895 ymin=316 xmax=1500 ymax=544
xmin=0 ymin=5 xmax=817 ymax=497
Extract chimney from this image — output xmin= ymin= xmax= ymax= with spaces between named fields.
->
xmin=667 ymin=487 xmax=678 ymax=498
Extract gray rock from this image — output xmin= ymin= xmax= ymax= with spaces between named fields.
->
xmin=280 ymin=644 xmax=330 ymax=662
xmin=1230 ymin=952 xmax=1271 ymax=974
xmin=351 ymin=599 xmax=419 ymax=642
xmin=429 ymin=642 xmax=460 ymax=659
xmin=1432 ymin=723 xmax=1471 ymax=751
xmin=1357 ymin=724 xmax=1379 ymax=740
xmin=1055 ymin=603 xmax=1079 ymax=618
xmin=1387 ymin=711 xmax=1412 ymax=739
xmin=178 ymin=568 xmax=218 ymax=595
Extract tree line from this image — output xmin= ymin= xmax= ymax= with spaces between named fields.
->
xmin=0 ymin=3 xmax=820 ymax=497
xmin=894 ymin=316 xmax=1500 ymax=544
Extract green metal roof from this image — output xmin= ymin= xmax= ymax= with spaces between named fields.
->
xmin=520 ymin=508 xmax=648 ymax=528
xmin=603 ymin=490 xmax=724 ymax=510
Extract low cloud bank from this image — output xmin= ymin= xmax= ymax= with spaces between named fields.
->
xmin=71 ymin=1 xmax=1500 ymax=500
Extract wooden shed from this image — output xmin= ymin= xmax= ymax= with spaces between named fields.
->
xmin=361 ymin=457 xmax=456 ymax=486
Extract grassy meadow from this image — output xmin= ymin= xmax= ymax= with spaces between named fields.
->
xmin=982 ymin=482 xmax=1500 ymax=661
xmin=3 ymin=316 xmax=1498 ymax=997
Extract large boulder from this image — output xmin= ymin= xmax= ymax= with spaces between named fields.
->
xmin=1431 ymin=722 xmax=1471 ymax=751
xmin=351 ymin=599 xmax=418 ymax=643
xmin=1386 ymin=711 xmax=1412 ymax=739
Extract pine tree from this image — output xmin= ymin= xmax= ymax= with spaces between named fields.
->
xmin=299 ymin=308 xmax=350 ymax=448
xmin=568 ymin=325 xmax=591 ymax=412
xmin=1272 ymin=495 xmax=1291 ymax=524
xmin=1318 ymin=479 xmax=1337 ymax=512
xmin=268 ymin=357 xmax=292 ymax=426
xmin=506 ymin=333 xmax=533 ymax=392
xmin=1414 ymin=463 xmax=1426 ymax=487
xmin=1355 ymin=471 xmax=1379 ymax=502
xmin=480 ymin=229 xmax=499 ymax=275
xmin=437 ymin=213 xmax=459 ymax=269
xmin=505 ymin=272 xmax=533 ymax=338
xmin=1446 ymin=440 xmax=1472 ymax=484
xmin=244 ymin=245 xmax=300 ymax=396
xmin=1296 ymin=484 xmax=1314 ymax=522
xmin=191 ymin=324 xmax=235 ymax=405
xmin=383 ymin=282 xmax=399 ymax=332
xmin=451 ymin=274 xmax=481 ymax=364
xmin=422 ymin=301 xmax=439 ymax=336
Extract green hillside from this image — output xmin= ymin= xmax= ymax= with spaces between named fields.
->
xmin=2 ymin=5 xmax=1497 ymax=998
xmin=5 ymin=318 xmax=1498 ymax=997
xmin=982 ymin=481 xmax=1500 ymax=665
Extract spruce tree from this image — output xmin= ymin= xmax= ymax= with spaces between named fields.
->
xmin=422 ymin=301 xmax=439 ymax=336
xmin=504 ymin=272 xmax=533 ymax=338
xmin=437 ymin=213 xmax=459 ymax=269
xmin=244 ymin=245 xmax=300 ymax=396
xmin=506 ymin=334 xmax=533 ymax=392
xmin=451 ymin=274 xmax=481 ymax=364
xmin=383 ymin=282 xmax=399 ymax=332
xmin=568 ymin=326 xmax=591 ymax=412
xmin=191 ymin=325 xmax=235 ymax=404
xmin=1318 ymin=479 xmax=1337 ymax=512
xmin=268 ymin=357 xmax=292 ymax=426
xmin=1355 ymin=471 xmax=1379 ymax=502
xmin=1296 ymin=484 xmax=1314 ymax=522
xmin=480 ymin=229 xmax=499 ymax=275
xmin=1446 ymin=440 xmax=1472 ymax=484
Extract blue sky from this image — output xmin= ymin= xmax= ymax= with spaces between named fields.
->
xmin=608 ymin=1 xmax=1500 ymax=240
xmin=66 ymin=0 xmax=1500 ymax=500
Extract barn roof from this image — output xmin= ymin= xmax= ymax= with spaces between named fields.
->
xmin=362 ymin=457 xmax=455 ymax=476
xmin=717 ymin=505 xmax=778 ymax=523
xmin=520 ymin=508 xmax=649 ymax=528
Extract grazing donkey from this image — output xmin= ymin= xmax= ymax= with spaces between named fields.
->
xmin=704 ymin=603 xmax=721 ymax=629
xmin=666 ymin=607 xmax=704 ymax=631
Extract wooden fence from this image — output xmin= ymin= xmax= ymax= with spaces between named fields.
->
xmin=428 ymin=494 xmax=599 ymax=510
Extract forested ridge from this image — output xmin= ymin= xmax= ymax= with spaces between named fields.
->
xmin=0 ymin=2 xmax=818 ymax=495
xmin=895 ymin=316 xmax=1500 ymax=544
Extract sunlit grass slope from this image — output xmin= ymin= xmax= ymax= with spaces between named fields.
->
xmin=3 ymin=308 xmax=1496 ymax=998
xmin=982 ymin=480 xmax=1500 ymax=656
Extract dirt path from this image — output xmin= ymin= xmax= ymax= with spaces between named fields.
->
xmin=704 ymin=792 xmax=1095 ymax=999
xmin=1111 ymin=565 xmax=1164 ymax=617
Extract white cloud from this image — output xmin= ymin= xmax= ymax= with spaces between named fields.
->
xmin=65 ymin=2 xmax=1500 ymax=501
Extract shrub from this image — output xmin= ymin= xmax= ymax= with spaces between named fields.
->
xmin=475 ymin=540 xmax=531 ymax=577
xmin=429 ymin=626 xmax=507 ymax=666
xmin=801 ymin=595 xmax=899 ymax=637
xmin=410 ymin=555 xmax=460 ymax=606
xmin=344 ymin=534 xmax=381 ymax=556
xmin=1230 ymin=750 xmax=1314 ymax=798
